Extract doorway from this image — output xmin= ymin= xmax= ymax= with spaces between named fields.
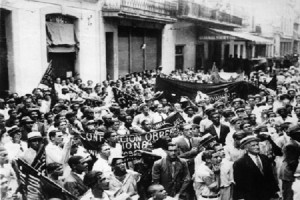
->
xmin=0 ymin=9 xmax=9 ymax=96
xmin=106 ymin=32 xmax=114 ymax=80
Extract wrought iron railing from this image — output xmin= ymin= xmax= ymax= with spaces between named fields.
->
xmin=178 ymin=0 xmax=242 ymax=26
xmin=102 ymin=0 xmax=177 ymax=18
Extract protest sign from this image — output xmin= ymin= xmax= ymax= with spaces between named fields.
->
xmin=81 ymin=127 xmax=176 ymax=156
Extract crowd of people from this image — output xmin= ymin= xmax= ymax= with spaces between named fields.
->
xmin=1 ymin=63 xmax=300 ymax=200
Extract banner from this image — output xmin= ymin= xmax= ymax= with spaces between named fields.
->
xmin=155 ymin=76 xmax=260 ymax=103
xmin=40 ymin=60 xmax=54 ymax=87
xmin=81 ymin=127 xmax=176 ymax=156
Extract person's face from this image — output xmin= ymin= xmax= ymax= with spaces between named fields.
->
xmin=112 ymin=122 xmax=120 ymax=131
xmin=53 ymin=132 xmax=63 ymax=145
xmin=114 ymin=159 xmax=126 ymax=173
xmin=61 ymin=80 xmax=66 ymax=86
xmin=211 ymin=153 xmax=221 ymax=165
xmin=10 ymin=110 xmax=17 ymax=118
xmin=246 ymin=141 xmax=260 ymax=155
xmin=183 ymin=126 xmax=192 ymax=138
xmin=58 ymin=121 xmax=67 ymax=132
xmin=13 ymin=119 xmax=20 ymax=127
xmin=125 ymin=116 xmax=132 ymax=125
xmin=100 ymin=145 xmax=111 ymax=158
xmin=142 ymin=120 xmax=152 ymax=131
xmin=47 ymin=114 xmax=54 ymax=123
xmin=295 ymin=108 xmax=300 ymax=116
xmin=13 ymin=133 xmax=21 ymax=143
xmin=0 ymin=151 xmax=8 ymax=165
xmin=142 ymin=106 xmax=149 ymax=114
xmin=245 ymin=107 xmax=252 ymax=115
xmin=186 ymin=108 xmax=194 ymax=116
xmin=243 ymin=123 xmax=252 ymax=132
xmin=56 ymin=78 xmax=61 ymax=84
xmin=233 ymin=102 xmax=240 ymax=108
xmin=94 ymin=175 xmax=109 ymax=191
xmin=211 ymin=114 xmax=220 ymax=125
xmin=161 ymin=99 xmax=167 ymax=105
xmin=108 ymin=132 xmax=118 ymax=144
xmin=153 ymin=185 xmax=167 ymax=200
xmin=25 ymin=121 xmax=34 ymax=129
xmin=234 ymin=120 xmax=242 ymax=130
xmin=25 ymin=99 xmax=32 ymax=107
xmin=30 ymin=112 xmax=38 ymax=121
xmin=167 ymin=145 xmax=178 ymax=160
xmin=75 ymin=160 xmax=88 ymax=174
xmin=267 ymin=98 xmax=274 ymax=105
xmin=30 ymin=139 xmax=42 ymax=151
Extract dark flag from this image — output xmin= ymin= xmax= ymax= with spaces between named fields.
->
xmin=40 ymin=60 xmax=54 ymax=87
xmin=16 ymin=159 xmax=43 ymax=200
xmin=16 ymin=158 xmax=77 ymax=200
xmin=31 ymin=145 xmax=46 ymax=175
xmin=266 ymin=76 xmax=277 ymax=91
xmin=40 ymin=174 xmax=77 ymax=200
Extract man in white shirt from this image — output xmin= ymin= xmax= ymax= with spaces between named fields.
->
xmin=45 ymin=130 xmax=65 ymax=164
xmin=103 ymin=131 xmax=122 ymax=164
xmin=132 ymin=104 xmax=154 ymax=130
xmin=92 ymin=143 xmax=112 ymax=175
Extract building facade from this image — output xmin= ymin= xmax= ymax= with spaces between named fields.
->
xmin=2 ymin=0 xmax=275 ymax=95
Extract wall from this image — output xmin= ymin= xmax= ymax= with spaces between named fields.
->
xmin=1 ymin=0 xmax=101 ymax=95
xmin=174 ymin=21 xmax=197 ymax=70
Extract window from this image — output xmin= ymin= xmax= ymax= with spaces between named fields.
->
xmin=175 ymin=45 xmax=184 ymax=70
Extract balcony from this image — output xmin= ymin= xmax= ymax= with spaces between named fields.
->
xmin=178 ymin=0 xmax=242 ymax=28
xmin=102 ymin=0 xmax=177 ymax=23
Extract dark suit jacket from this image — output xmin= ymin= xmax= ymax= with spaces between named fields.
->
xmin=205 ymin=124 xmax=230 ymax=145
xmin=233 ymin=153 xmax=279 ymax=200
xmin=173 ymin=136 xmax=200 ymax=159
xmin=152 ymin=156 xmax=191 ymax=197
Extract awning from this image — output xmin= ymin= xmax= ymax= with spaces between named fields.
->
xmin=46 ymin=22 xmax=78 ymax=52
xmin=210 ymin=28 xmax=273 ymax=44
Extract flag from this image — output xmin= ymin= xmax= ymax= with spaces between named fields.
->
xmin=266 ymin=76 xmax=277 ymax=91
xmin=16 ymin=159 xmax=43 ymax=200
xmin=40 ymin=174 xmax=77 ymax=200
xmin=31 ymin=145 xmax=46 ymax=175
xmin=16 ymin=158 xmax=77 ymax=200
xmin=40 ymin=60 xmax=54 ymax=87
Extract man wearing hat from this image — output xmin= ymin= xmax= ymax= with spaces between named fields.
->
xmin=20 ymin=116 xmax=34 ymax=141
xmin=21 ymin=132 xmax=43 ymax=165
xmin=233 ymin=135 xmax=279 ymax=200
xmin=205 ymin=112 xmax=230 ymax=145
xmin=183 ymin=106 xmax=197 ymax=124
xmin=4 ymin=126 xmax=27 ymax=161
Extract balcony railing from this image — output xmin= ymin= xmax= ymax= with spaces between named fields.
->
xmin=102 ymin=0 xmax=177 ymax=22
xmin=178 ymin=0 xmax=242 ymax=27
